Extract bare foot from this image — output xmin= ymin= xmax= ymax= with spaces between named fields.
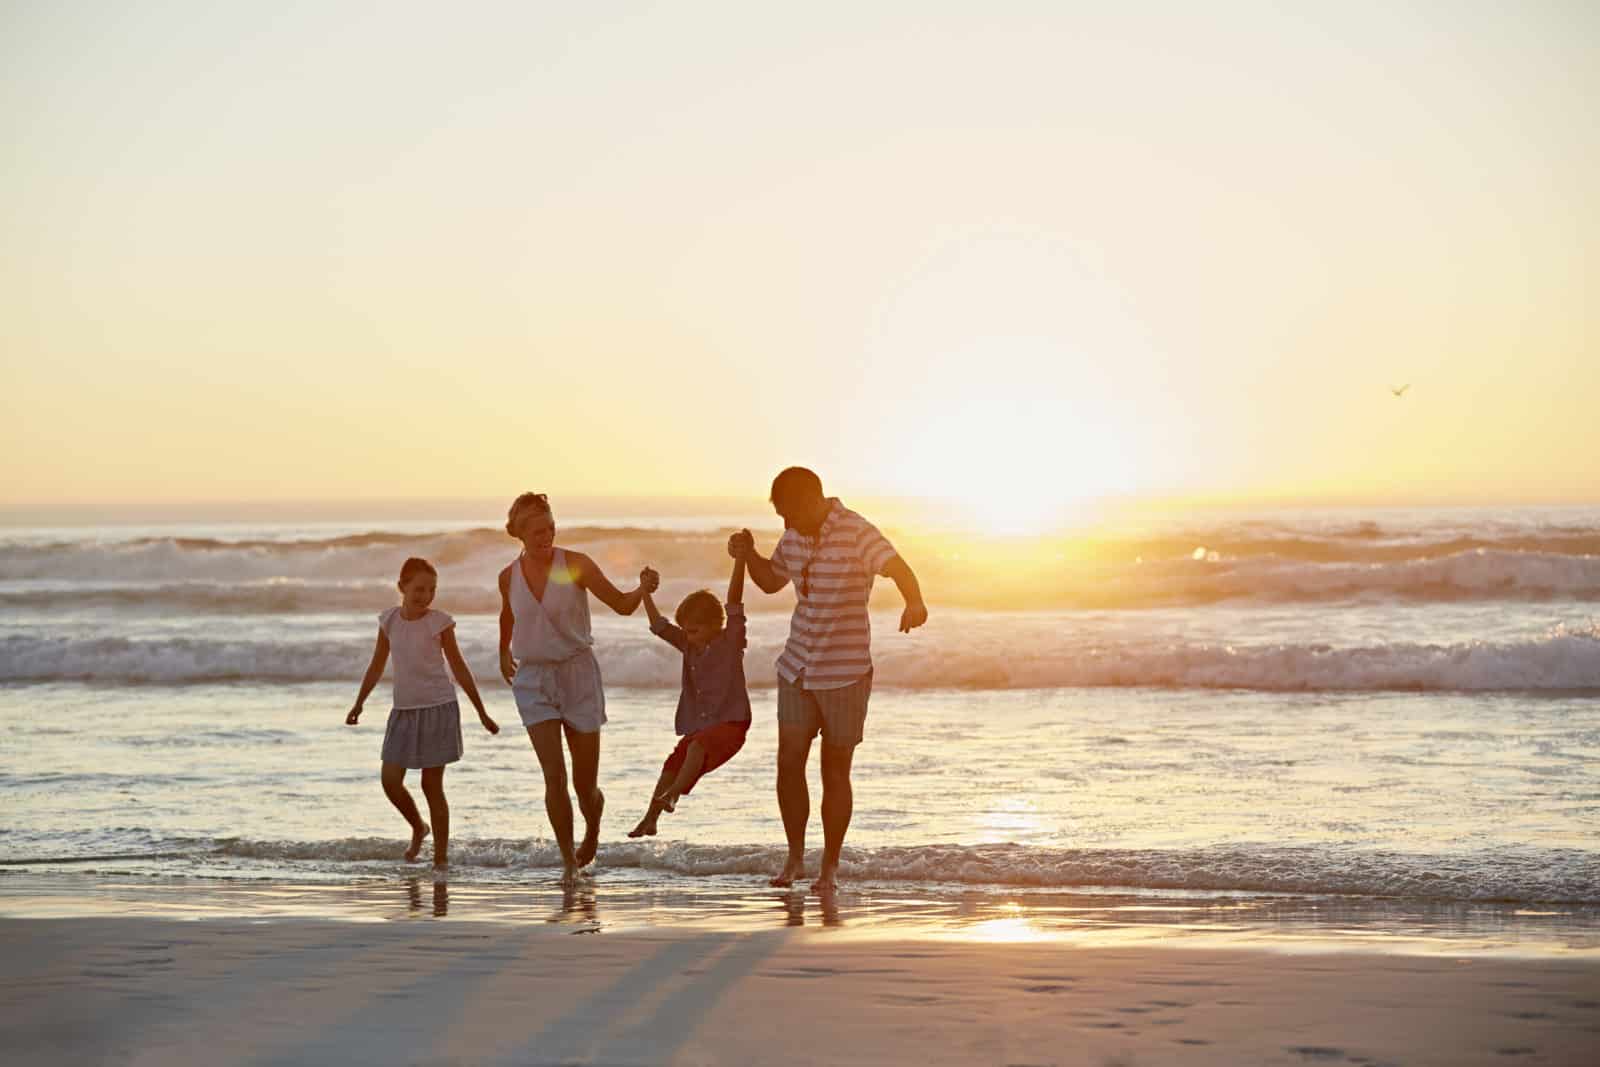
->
xmin=559 ymin=863 xmax=579 ymax=888
xmin=769 ymin=855 xmax=806 ymax=888
xmin=404 ymin=823 xmax=431 ymax=862
xmin=654 ymin=788 xmax=680 ymax=814
xmin=626 ymin=818 xmax=658 ymax=839
xmin=810 ymin=865 xmax=839 ymax=894
xmin=431 ymin=862 xmax=448 ymax=878
xmin=576 ymin=788 xmax=604 ymax=867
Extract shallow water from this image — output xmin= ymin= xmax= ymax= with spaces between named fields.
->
xmin=3 ymin=506 xmax=1598 ymax=952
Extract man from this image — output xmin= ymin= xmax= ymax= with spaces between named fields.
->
xmin=729 ymin=467 xmax=928 ymax=893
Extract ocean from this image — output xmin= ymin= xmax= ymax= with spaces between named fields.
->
xmin=3 ymin=503 xmax=1597 ymax=950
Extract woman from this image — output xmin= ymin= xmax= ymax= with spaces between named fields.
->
xmin=497 ymin=491 xmax=658 ymax=885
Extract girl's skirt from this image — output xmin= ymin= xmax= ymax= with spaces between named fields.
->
xmin=381 ymin=700 xmax=464 ymax=768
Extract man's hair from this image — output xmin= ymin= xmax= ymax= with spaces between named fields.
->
xmin=505 ymin=491 xmax=552 ymax=536
xmin=769 ymin=466 xmax=823 ymax=504
xmin=674 ymin=589 xmax=724 ymax=628
xmin=398 ymin=557 xmax=438 ymax=585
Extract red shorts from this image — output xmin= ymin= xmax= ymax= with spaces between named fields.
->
xmin=662 ymin=719 xmax=750 ymax=794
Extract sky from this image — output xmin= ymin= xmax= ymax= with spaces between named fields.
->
xmin=2 ymin=1 xmax=1595 ymax=524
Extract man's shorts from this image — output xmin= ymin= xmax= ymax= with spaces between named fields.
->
xmin=513 ymin=650 xmax=607 ymax=733
xmin=776 ymin=669 xmax=872 ymax=747
xmin=662 ymin=719 xmax=750 ymax=794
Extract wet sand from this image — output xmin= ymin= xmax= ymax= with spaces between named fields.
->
xmin=4 ymin=915 xmax=1598 ymax=1066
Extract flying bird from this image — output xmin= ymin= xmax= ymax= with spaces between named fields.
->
xmin=1389 ymin=383 xmax=1410 ymax=398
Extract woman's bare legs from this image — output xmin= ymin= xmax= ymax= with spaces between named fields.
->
xmin=566 ymin=724 xmax=604 ymax=867
xmin=527 ymin=722 xmax=579 ymax=885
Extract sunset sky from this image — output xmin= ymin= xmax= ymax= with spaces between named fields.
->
xmin=3 ymin=2 xmax=1594 ymax=522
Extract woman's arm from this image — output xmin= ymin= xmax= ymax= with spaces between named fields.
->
xmin=570 ymin=551 xmax=646 ymax=615
xmin=497 ymin=567 xmax=517 ymax=686
xmin=346 ymin=629 xmax=390 ymax=724
xmin=441 ymin=627 xmax=498 ymax=734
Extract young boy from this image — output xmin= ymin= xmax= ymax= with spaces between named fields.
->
xmin=627 ymin=554 xmax=751 ymax=838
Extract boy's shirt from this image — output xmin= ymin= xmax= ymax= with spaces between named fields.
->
xmin=650 ymin=603 xmax=752 ymax=734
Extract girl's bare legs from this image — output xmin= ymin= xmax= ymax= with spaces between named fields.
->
xmin=656 ymin=740 xmax=706 ymax=813
xmin=565 ymin=723 xmax=604 ymax=868
xmin=628 ymin=767 xmax=676 ymax=838
xmin=380 ymin=762 xmax=429 ymax=861
xmin=420 ymin=766 xmax=449 ymax=870
xmin=527 ymin=723 xmax=579 ymax=885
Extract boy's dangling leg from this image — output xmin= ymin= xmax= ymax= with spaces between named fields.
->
xmin=657 ymin=740 xmax=707 ymax=813
xmin=628 ymin=767 xmax=675 ymax=838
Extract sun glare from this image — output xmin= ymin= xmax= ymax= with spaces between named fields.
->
xmin=896 ymin=376 xmax=1137 ymax=536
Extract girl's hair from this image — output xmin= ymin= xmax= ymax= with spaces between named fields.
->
xmin=398 ymin=557 xmax=438 ymax=585
xmin=505 ymin=491 xmax=552 ymax=536
xmin=674 ymin=589 xmax=724 ymax=628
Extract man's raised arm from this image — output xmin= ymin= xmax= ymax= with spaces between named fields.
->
xmin=730 ymin=529 xmax=787 ymax=594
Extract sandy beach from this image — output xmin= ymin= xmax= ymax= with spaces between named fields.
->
xmin=3 ymin=912 xmax=1597 ymax=1066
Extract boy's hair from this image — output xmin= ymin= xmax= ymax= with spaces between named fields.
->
xmin=398 ymin=557 xmax=438 ymax=585
xmin=674 ymin=589 xmax=724 ymax=629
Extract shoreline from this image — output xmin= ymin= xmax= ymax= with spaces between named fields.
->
xmin=4 ymin=871 xmax=1597 ymax=960
xmin=4 ymin=915 xmax=1598 ymax=1065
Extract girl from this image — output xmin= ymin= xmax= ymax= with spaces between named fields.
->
xmin=496 ymin=491 xmax=656 ymax=886
xmin=347 ymin=556 xmax=498 ymax=870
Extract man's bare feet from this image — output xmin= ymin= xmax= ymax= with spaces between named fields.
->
xmin=559 ymin=863 xmax=579 ymax=887
xmin=626 ymin=817 xmax=658 ymax=839
xmin=810 ymin=867 xmax=839 ymax=894
xmin=404 ymin=823 xmax=431 ymax=862
xmin=575 ymin=788 xmax=604 ymax=867
xmin=769 ymin=855 xmax=806 ymax=888
xmin=654 ymin=788 xmax=679 ymax=814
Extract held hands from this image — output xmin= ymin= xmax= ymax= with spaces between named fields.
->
xmin=899 ymin=600 xmax=929 ymax=634
xmin=727 ymin=529 xmax=754 ymax=561
xmin=639 ymin=567 xmax=660 ymax=594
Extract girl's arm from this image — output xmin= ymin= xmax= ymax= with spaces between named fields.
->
xmin=346 ymin=629 xmax=390 ymax=724
xmin=497 ymin=566 xmax=517 ymax=686
xmin=570 ymin=551 xmax=647 ymax=615
xmin=727 ymin=554 xmax=746 ymax=606
xmin=441 ymin=627 xmax=498 ymax=734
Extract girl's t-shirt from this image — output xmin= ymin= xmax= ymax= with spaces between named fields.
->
xmin=379 ymin=607 xmax=456 ymax=709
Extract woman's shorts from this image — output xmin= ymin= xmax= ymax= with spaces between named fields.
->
xmin=513 ymin=650 xmax=607 ymax=733
xmin=662 ymin=719 xmax=750 ymax=795
xmin=381 ymin=700 xmax=464 ymax=768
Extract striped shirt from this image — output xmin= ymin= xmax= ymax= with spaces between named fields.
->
xmin=770 ymin=499 xmax=898 ymax=690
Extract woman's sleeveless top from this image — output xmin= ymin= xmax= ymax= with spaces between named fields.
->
xmin=509 ymin=548 xmax=593 ymax=663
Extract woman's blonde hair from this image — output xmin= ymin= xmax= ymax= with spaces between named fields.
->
xmin=505 ymin=492 xmax=552 ymax=536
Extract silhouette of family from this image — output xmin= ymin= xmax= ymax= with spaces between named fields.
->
xmin=347 ymin=467 xmax=928 ymax=892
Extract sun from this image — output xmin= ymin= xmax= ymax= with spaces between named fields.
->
xmin=890 ymin=384 xmax=1137 ymax=536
